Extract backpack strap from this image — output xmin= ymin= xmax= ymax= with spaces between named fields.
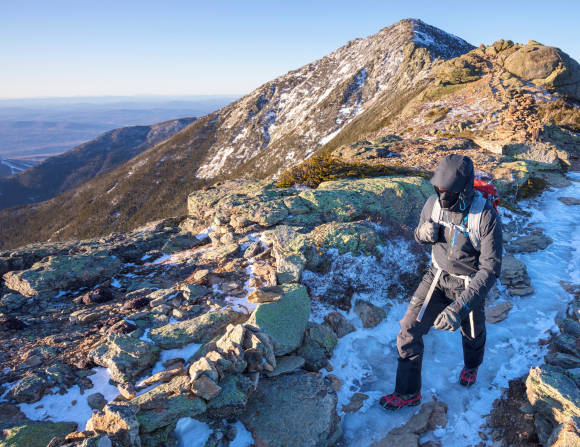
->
xmin=467 ymin=192 xmax=486 ymax=251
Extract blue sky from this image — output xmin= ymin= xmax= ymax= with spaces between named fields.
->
xmin=1 ymin=0 xmax=579 ymax=98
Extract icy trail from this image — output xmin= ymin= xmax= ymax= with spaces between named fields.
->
xmin=330 ymin=173 xmax=580 ymax=446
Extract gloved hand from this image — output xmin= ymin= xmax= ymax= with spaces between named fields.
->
xmin=416 ymin=220 xmax=440 ymax=244
xmin=433 ymin=306 xmax=462 ymax=331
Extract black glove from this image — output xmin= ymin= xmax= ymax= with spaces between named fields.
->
xmin=416 ymin=220 xmax=440 ymax=244
xmin=433 ymin=306 xmax=462 ymax=331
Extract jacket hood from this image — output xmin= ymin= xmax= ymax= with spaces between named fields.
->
xmin=430 ymin=154 xmax=474 ymax=202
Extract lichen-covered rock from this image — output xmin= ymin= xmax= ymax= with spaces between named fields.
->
xmin=6 ymin=373 xmax=51 ymax=403
xmin=247 ymin=283 xmax=310 ymax=356
xmin=526 ymin=366 xmax=580 ymax=425
xmin=0 ymin=293 xmax=28 ymax=312
xmin=0 ymin=421 xmax=77 ymax=447
xmin=3 ymin=254 xmax=121 ymax=297
xmin=149 ymin=309 xmax=246 ymax=349
xmin=323 ymin=312 xmax=356 ymax=338
xmin=85 ymin=403 xmax=140 ymax=447
xmin=500 ymin=254 xmax=533 ymax=296
xmin=240 ymin=372 xmax=342 ymax=447
xmin=88 ymin=334 xmax=160 ymax=383
xmin=205 ymin=374 xmax=254 ymax=420
xmin=509 ymin=231 xmax=553 ymax=253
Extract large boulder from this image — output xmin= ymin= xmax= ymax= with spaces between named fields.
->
xmin=3 ymin=254 xmax=121 ymax=297
xmin=246 ymin=283 xmax=310 ymax=356
xmin=503 ymin=43 xmax=580 ymax=100
xmin=149 ymin=309 xmax=247 ymax=349
xmin=526 ymin=366 xmax=580 ymax=425
xmin=240 ymin=372 xmax=342 ymax=447
xmin=89 ymin=334 xmax=160 ymax=383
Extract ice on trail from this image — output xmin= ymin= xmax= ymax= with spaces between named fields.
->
xmin=329 ymin=173 xmax=580 ymax=446
xmin=229 ymin=420 xmax=254 ymax=447
xmin=18 ymin=368 xmax=119 ymax=429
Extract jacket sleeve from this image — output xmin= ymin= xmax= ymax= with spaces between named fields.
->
xmin=414 ymin=195 xmax=437 ymax=245
xmin=456 ymin=205 xmax=503 ymax=313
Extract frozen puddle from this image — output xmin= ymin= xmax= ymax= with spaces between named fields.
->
xmin=18 ymin=368 xmax=119 ymax=429
xmin=331 ymin=173 xmax=580 ymax=446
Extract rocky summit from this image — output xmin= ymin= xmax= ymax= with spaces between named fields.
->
xmin=1 ymin=17 xmax=580 ymax=447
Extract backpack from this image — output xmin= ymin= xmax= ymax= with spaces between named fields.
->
xmin=430 ymin=179 xmax=499 ymax=252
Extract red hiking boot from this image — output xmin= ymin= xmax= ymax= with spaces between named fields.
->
xmin=379 ymin=392 xmax=421 ymax=411
xmin=459 ymin=367 xmax=478 ymax=387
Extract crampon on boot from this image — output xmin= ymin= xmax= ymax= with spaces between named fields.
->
xmin=379 ymin=392 xmax=421 ymax=411
xmin=459 ymin=367 xmax=478 ymax=387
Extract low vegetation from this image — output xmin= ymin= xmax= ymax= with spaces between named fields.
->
xmin=537 ymin=99 xmax=580 ymax=132
xmin=276 ymin=152 xmax=429 ymax=188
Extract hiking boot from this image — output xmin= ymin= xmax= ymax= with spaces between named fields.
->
xmin=379 ymin=392 xmax=421 ymax=411
xmin=459 ymin=367 xmax=478 ymax=387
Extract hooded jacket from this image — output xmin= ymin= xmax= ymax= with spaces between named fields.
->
xmin=414 ymin=154 xmax=503 ymax=312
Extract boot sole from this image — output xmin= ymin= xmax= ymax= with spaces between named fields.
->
xmin=379 ymin=398 xmax=422 ymax=411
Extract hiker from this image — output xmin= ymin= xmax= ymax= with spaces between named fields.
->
xmin=380 ymin=154 xmax=503 ymax=410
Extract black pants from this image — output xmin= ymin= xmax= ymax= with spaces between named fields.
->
xmin=395 ymin=267 xmax=486 ymax=395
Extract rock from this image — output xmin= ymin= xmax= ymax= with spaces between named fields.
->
xmin=297 ymin=322 xmax=337 ymax=370
xmin=246 ymin=283 xmax=311 ymax=356
xmin=108 ymin=320 xmax=137 ymax=335
xmin=0 ymin=421 xmax=77 ymax=447
xmin=88 ymin=334 xmax=160 ymax=383
xmin=552 ymin=334 xmax=580 ymax=357
xmin=85 ymin=403 xmax=140 ymax=447
xmin=264 ymin=355 xmax=305 ymax=378
xmin=500 ymin=254 xmax=533 ymax=296
xmin=485 ymin=301 xmax=513 ymax=324
xmin=0 ymin=316 xmax=26 ymax=331
xmin=80 ymin=287 xmax=114 ymax=305
xmin=6 ymin=373 xmax=51 ymax=403
xmin=178 ymin=284 xmax=210 ymax=301
xmin=370 ymin=400 xmax=448 ymax=447
xmin=545 ymin=352 xmax=580 ymax=370
xmin=248 ymin=286 xmax=284 ymax=303
xmin=323 ymin=312 xmax=356 ymax=338
xmin=118 ymin=383 xmax=137 ymax=400
xmin=509 ymin=232 xmax=553 ymax=253
xmin=191 ymin=375 xmax=222 ymax=400
xmin=240 ymin=372 xmax=342 ymax=447
xmin=136 ymin=367 xmax=185 ymax=389
xmin=244 ymin=241 xmax=263 ymax=259
xmin=353 ymin=300 xmax=387 ymax=328
xmin=546 ymin=418 xmax=580 ymax=447
xmin=189 ymin=356 xmax=219 ymax=382
xmin=0 ymin=293 xmax=28 ymax=312
xmin=559 ymin=197 xmax=580 ymax=206
xmin=87 ymin=393 xmax=107 ymax=411
xmin=526 ymin=366 xmax=580 ymax=425
xmin=200 ymin=243 xmax=241 ymax=262
xmin=3 ymin=254 xmax=121 ymax=297
xmin=503 ymin=43 xmax=580 ymax=100
xmin=150 ymin=309 xmax=246 ymax=349
xmin=206 ymin=374 xmax=254 ymax=420
xmin=131 ymin=378 xmax=206 ymax=433
xmin=161 ymin=233 xmax=202 ymax=253
xmin=341 ymin=393 xmax=369 ymax=413
xmin=122 ymin=296 xmax=150 ymax=311
xmin=558 ymin=318 xmax=580 ymax=338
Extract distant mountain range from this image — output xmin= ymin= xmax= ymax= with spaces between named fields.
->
xmin=0 ymin=18 xmax=578 ymax=249
xmin=0 ymin=118 xmax=195 ymax=209
xmin=0 ymin=96 xmax=237 ymax=160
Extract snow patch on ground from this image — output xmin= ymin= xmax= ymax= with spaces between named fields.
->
xmin=230 ymin=420 xmax=254 ymax=447
xmin=330 ymin=173 xmax=580 ymax=446
xmin=151 ymin=342 xmax=203 ymax=375
xmin=18 ymin=368 xmax=119 ymax=430
xmin=174 ymin=417 xmax=212 ymax=447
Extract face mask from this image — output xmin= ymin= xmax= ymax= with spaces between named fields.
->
xmin=436 ymin=189 xmax=460 ymax=209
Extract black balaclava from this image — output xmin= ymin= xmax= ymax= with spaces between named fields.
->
xmin=430 ymin=154 xmax=475 ymax=211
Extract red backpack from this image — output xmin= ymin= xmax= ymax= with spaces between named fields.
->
xmin=474 ymin=179 xmax=499 ymax=212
